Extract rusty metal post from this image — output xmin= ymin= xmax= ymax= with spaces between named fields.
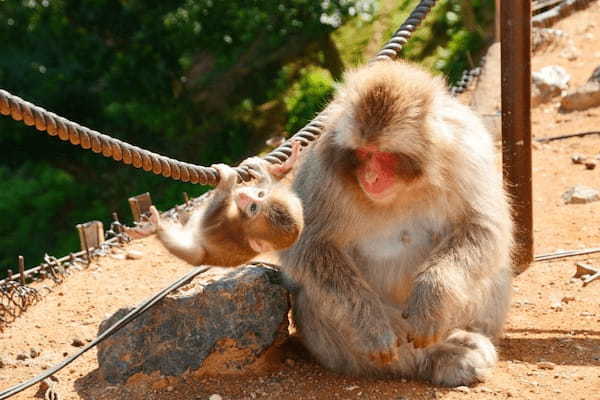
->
xmin=501 ymin=0 xmax=533 ymax=272
xmin=18 ymin=256 xmax=25 ymax=285
xmin=495 ymin=0 xmax=501 ymax=41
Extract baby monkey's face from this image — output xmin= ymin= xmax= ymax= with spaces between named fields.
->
xmin=233 ymin=186 xmax=267 ymax=220
xmin=228 ymin=184 xmax=303 ymax=254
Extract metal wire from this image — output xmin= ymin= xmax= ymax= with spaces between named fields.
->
xmin=0 ymin=0 xmax=438 ymax=185
xmin=449 ymin=62 xmax=484 ymax=96
xmin=0 ymin=266 xmax=210 ymax=400
xmin=372 ymin=0 xmax=438 ymax=62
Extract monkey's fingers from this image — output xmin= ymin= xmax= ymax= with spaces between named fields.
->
xmin=368 ymin=349 xmax=398 ymax=366
xmin=239 ymin=157 xmax=270 ymax=183
xmin=211 ymin=163 xmax=238 ymax=187
xmin=407 ymin=334 xmax=441 ymax=349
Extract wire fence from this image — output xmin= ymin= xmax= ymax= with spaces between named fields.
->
xmin=1 ymin=0 xmax=600 ymax=398
xmin=1 ymin=0 xmax=598 ymax=347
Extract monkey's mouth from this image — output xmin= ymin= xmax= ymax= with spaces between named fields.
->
xmin=359 ymin=179 xmax=397 ymax=203
xmin=359 ymin=168 xmax=397 ymax=200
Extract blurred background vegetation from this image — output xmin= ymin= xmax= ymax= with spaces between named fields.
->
xmin=0 ymin=0 xmax=495 ymax=276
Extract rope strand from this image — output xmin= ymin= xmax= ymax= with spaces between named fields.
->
xmin=0 ymin=0 xmax=439 ymax=185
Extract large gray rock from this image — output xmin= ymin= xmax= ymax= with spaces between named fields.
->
xmin=532 ymin=65 xmax=571 ymax=106
xmin=561 ymin=66 xmax=600 ymax=112
xmin=97 ymin=266 xmax=289 ymax=384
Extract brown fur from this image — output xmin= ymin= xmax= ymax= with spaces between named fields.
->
xmin=128 ymin=145 xmax=304 ymax=267
xmin=278 ymin=60 xmax=513 ymax=386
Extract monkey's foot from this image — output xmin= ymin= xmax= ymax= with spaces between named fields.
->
xmin=123 ymin=224 xmax=156 ymax=239
xmin=427 ymin=330 xmax=497 ymax=387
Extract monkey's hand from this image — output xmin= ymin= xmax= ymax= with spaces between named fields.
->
xmin=212 ymin=163 xmax=238 ymax=190
xmin=239 ymin=157 xmax=271 ymax=185
xmin=401 ymin=289 xmax=447 ymax=349
xmin=355 ymin=301 xmax=406 ymax=366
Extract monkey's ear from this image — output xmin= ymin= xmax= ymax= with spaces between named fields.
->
xmin=248 ymin=238 xmax=275 ymax=254
xmin=269 ymin=141 xmax=302 ymax=178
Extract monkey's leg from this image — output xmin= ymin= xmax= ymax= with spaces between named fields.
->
xmin=402 ymin=223 xmax=511 ymax=386
xmin=418 ymin=329 xmax=498 ymax=387
xmin=283 ymin=240 xmax=409 ymax=374
xmin=155 ymin=211 xmax=207 ymax=265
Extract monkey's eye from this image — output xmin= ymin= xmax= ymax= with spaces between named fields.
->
xmin=248 ymin=202 xmax=259 ymax=217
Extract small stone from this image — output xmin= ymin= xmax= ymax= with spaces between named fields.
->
xmin=538 ymin=361 xmax=556 ymax=370
xmin=166 ymin=386 xmax=174 ymax=392
xmin=560 ymin=45 xmax=579 ymax=61
xmin=285 ymin=358 xmax=295 ymax=367
xmin=16 ymin=354 xmax=28 ymax=361
xmin=125 ymin=250 xmax=144 ymax=260
xmin=561 ymin=68 xmax=600 ymax=112
xmin=345 ymin=385 xmax=359 ymax=391
xmin=209 ymin=395 xmax=223 ymax=400
xmin=0 ymin=358 xmax=5 ymax=368
xmin=71 ymin=338 xmax=85 ymax=347
xmin=585 ymin=160 xmax=597 ymax=170
xmin=29 ymin=348 xmax=39 ymax=358
xmin=571 ymin=154 xmax=586 ymax=164
xmin=550 ymin=302 xmax=563 ymax=311
xmin=478 ymin=387 xmax=493 ymax=393
xmin=580 ymin=312 xmax=595 ymax=317
xmin=455 ymin=386 xmax=470 ymax=393
xmin=561 ymin=296 xmax=575 ymax=304
xmin=562 ymin=185 xmax=600 ymax=204
xmin=532 ymin=65 xmax=570 ymax=106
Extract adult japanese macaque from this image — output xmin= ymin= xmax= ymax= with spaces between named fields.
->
xmin=278 ymin=60 xmax=513 ymax=386
xmin=126 ymin=142 xmax=304 ymax=266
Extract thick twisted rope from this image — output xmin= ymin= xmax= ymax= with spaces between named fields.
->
xmin=0 ymin=0 xmax=438 ymax=185
xmin=264 ymin=0 xmax=438 ymax=165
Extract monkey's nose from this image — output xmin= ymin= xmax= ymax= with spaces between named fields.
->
xmin=236 ymin=192 xmax=252 ymax=209
xmin=364 ymin=169 xmax=378 ymax=185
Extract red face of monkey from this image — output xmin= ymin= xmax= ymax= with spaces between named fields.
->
xmin=349 ymin=144 xmax=423 ymax=204
xmin=355 ymin=146 xmax=402 ymax=200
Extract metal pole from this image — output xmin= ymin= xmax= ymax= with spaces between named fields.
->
xmin=18 ymin=256 xmax=25 ymax=285
xmin=501 ymin=0 xmax=533 ymax=272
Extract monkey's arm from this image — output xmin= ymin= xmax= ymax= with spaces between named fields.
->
xmin=157 ymin=165 xmax=241 ymax=265
xmin=240 ymin=140 xmax=303 ymax=184
xmin=288 ymin=239 xmax=409 ymax=365
xmin=402 ymin=222 xmax=504 ymax=348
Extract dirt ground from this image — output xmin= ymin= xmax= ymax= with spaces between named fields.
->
xmin=1 ymin=4 xmax=600 ymax=400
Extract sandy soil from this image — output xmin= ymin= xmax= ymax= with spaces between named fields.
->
xmin=1 ymin=4 xmax=600 ymax=400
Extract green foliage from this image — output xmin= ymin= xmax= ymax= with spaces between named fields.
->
xmin=0 ymin=0 xmax=495 ymax=276
xmin=284 ymin=67 xmax=335 ymax=134
xmin=401 ymin=0 xmax=496 ymax=83
xmin=0 ymin=0 xmax=361 ymax=274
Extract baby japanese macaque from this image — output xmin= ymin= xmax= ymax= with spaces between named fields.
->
xmin=126 ymin=142 xmax=304 ymax=266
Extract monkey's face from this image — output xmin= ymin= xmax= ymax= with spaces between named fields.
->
xmin=232 ymin=186 xmax=303 ymax=253
xmin=354 ymin=145 xmax=423 ymax=202
xmin=233 ymin=187 xmax=266 ymax=219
